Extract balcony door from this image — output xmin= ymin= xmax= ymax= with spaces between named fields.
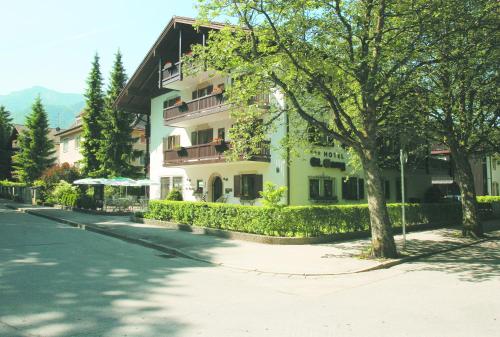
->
xmin=212 ymin=176 xmax=223 ymax=202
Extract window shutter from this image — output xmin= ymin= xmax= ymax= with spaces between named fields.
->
xmin=191 ymin=131 xmax=198 ymax=145
xmin=358 ymin=179 xmax=365 ymax=200
xmin=254 ymin=174 xmax=263 ymax=198
xmin=342 ymin=177 xmax=348 ymax=200
xmin=175 ymin=135 xmax=180 ymax=147
xmin=163 ymin=137 xmax=168 ymax=151
xmin=234 ymin=175 xmax=241 ymax=197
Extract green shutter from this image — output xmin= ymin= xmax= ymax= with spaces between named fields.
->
xmin=234 ymin=175 xmax=241 ymax=197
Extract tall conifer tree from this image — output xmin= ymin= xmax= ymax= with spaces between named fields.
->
xmin=81 ymin=53 xmax=105 ymax=177
xmin=98 ymin=50 xmax=140 ymax=177
xmin=12 ymin=97 xmax=55 ymax=183
xmin=0 ymin=105 xmax=13 ymax=179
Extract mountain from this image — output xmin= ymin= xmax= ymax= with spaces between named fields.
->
xmin=0 ymin=86 xmax=85 ymax=129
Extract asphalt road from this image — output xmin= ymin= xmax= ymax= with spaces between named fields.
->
xmin=1 ymin=204 xmax=499 ymax=337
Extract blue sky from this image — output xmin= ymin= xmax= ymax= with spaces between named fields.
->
xmin=0 ymin=0 xmax=198 ymax=95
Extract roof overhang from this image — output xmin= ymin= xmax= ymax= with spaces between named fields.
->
xmin=115 ymin=16 xmax=227 ymax=115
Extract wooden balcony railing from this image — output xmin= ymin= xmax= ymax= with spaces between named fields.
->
xmin=163 ymin=141 xmax=271 ymax=166
xmin=163 ymin=93 xmax=227 ymax=122
xmin=161 ymin=61 xmax=182 ymax=85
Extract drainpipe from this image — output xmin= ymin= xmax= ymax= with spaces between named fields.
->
xmin=145 ymin=113 xmax=150 ymax=178
xmin=285 ymin=107 xmax=291 ymax=206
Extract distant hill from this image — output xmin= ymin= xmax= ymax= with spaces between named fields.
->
xmin=0 ymin=86 xmax=85 ymax=129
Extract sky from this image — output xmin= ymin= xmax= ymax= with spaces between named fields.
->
xmin=0 ymin=0 xmax=198 ymax=95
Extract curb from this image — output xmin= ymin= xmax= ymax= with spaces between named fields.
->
xmin=5 ymin=203 xmax=498 ymax=277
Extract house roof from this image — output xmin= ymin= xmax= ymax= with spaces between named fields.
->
xmin=114 ymin=16 xmax=226 ymax=115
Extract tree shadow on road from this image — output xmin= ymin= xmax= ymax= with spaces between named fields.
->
xmin=0 ymin=205 xmax=235 ymax=337
xmin=404 ymin=239 xmax=500 ymax=283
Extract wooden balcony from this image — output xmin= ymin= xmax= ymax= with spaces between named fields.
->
xmin=163 ymin=93 xmax=228 ymax=125
xmin=161 ymin=61 xmax=182 ymax=86
xmin=163 ymin=141 xmax=271 ymax=166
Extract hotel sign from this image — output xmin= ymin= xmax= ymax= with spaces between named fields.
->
xmin=310 ymin=150 xmax=346 ymax=171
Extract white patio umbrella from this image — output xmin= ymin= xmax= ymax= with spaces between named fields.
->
xmin=105 ymin=177 xmax=138 ymax=197
xmin=105 ymin=177 xmax=138 ymax=186
xmin=134 ymin=179 xmax=160 ymax=186
xmin=73 ymin=178 xmax=109 ymax=185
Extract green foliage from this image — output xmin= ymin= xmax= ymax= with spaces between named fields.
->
xmin=51 ymin=180 xmax=79 ymax=207
xmin=477 ymin=196 xmax=500 ymax=203
xmin=81 ymin=53 xmax=105 ymax=177
xmin=35 ymin=163 xmax=81 ymax=203
xmin=98 ymin=50 xmax=141 ymax=177
xmin=12 ymin=96 xmax=55 ymax=183
xmin=165 ymin=189 xmax=183 ymax=201
xmin=259 ymin=182 xmax=287 ymax=208
xmin=0 ymin=180 xmax=26 ymax=187
xmin=0 ymin=105 xmax=13 ymax=180
xmin=144 ymin=201 xmax=464 ymax=237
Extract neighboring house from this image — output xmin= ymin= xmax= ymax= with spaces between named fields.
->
xmin=430 ymin=144 xmax=500 ymax=196
xmin=115 ymin=16 xmax=433 ymax=205
xmin=10 ymin=124 xmax=61 ymax=164
xmin=55 ymin=112 xmax=147 ymax=171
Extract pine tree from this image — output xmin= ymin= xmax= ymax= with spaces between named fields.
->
xmin=98 ymin=50 xmax=141 ymax=177
xmin=81 ymin=53 xmax=105 ymax=177
xmin=12 ymin=97 xmax=55 ymax=183
xmin=0 ymin=105 xmax=13 ymax=179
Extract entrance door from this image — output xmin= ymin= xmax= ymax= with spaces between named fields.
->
xmin=212 ymin=176 xmax=223 ymax=202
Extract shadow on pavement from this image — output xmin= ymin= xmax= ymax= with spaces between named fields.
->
xmin=0 ymin=203 xmax=234 ymax=337
xmin=405 ymin=239 xmax=500 ymax=283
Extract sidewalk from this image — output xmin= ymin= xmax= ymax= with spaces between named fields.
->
xmin=2 ymin=199 xmax=499 ymax=276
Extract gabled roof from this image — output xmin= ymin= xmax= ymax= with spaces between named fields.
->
xmin=115 ymin=16 xmax=226 ymax=115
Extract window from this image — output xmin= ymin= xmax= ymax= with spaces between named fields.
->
xmin=309 ymin=177 xmax=336 ymax=201
xmin=234 ymin=174 xmax=263 ymax=199
xmin=75 ymin=136 xmax=81 ymax=149
xmin=160 ymin=177 xmax=171 ymax=199
xmin=191 ymin=129 xmax=213 ymax=145
xmin=217 ymin=128 xmax=225 ymax=140
xmin=192 ymin=85 xmax=214 ymax=100
xmin=161 ymin=176 xmax=182 ymax=199
xmin=493 ymin=182 xmax=499 ymax=196
xmin=342 ymin=177 xmax=365 ymax=200
xmin=195 ymin=179 xmax=204 ymax=194
xmin=163 ymin=96 xmax=180 ymax=109
xmin=309 ymin=179 xmax=320 ymax=199
xmin=63 ymin=138 xmax=69 ymax=153
xmin=139 ymin=153 xmax=145 ymax=165
xmin=384 ymin=180 xmax=391 ymax=200
xmin=173 ymin=177 xmax=183 ymax=190
xmin=164 ymin=135 xmax=180 ymax=150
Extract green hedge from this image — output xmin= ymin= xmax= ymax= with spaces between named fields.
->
xmin=144 ymin=201 xmax=464 ymax=237
xmin=477 ymin=196 xmax=500 ymax=203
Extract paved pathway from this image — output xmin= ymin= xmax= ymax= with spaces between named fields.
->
xmin=1 ymin=199 xmax=499 ymax=275
xmin=1 ymin=203 xmax=499 ymax=337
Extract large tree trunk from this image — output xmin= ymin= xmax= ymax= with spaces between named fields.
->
xmin=449 ymin=145 xmax=483 ymax=237
xmin=361 ymin=147 xmax=398 ymax=258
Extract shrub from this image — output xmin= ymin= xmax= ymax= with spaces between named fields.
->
xmin=144 ymin=201 xmax=464 ymax=238
xmin=51 ymin=180 xmax=79 ymax=207
xmin=166 ymin=189 xmax=183 ymax=201
xmin=260 ymin=182 xmax=287 ymax=208
xmin=37 ymin=164 xmax=80 ymax=203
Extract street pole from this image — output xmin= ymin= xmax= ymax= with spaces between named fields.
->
xmin=400 ymin=149 xmax=406 ymax=249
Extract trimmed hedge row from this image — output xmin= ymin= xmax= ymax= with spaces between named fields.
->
xmin=477 ymin=196 xmax=500 ymax=203
xmin=145 ymin=201 xmax=465 ymax=237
